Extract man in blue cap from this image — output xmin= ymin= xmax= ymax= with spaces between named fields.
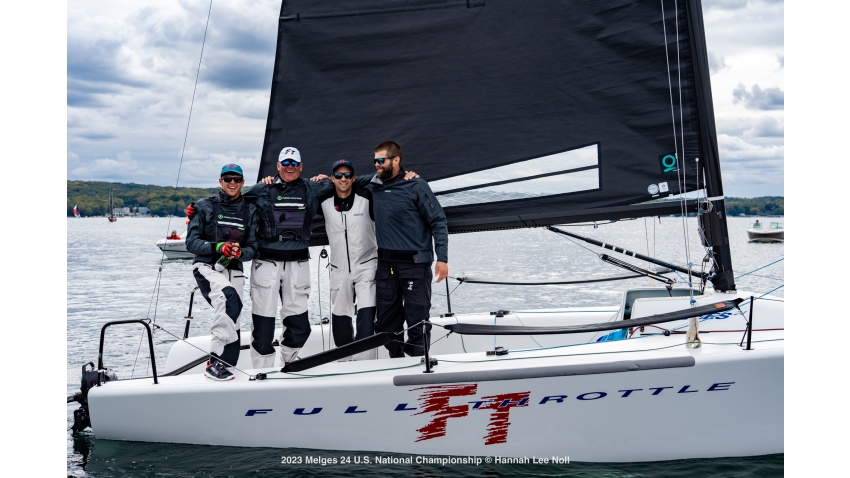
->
xmin=185 ymin=163 xmax=259 ymax=380
xmin=317 ymin=159 xmax=379 ymax=359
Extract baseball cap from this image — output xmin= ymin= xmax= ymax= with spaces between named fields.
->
xmin=220 ymin=163 xmax=243 ymax=177
xmin=331 ymin=159 xmax=354 ymax=173
xmin=279 ymin=147 xmax=302 ymax=163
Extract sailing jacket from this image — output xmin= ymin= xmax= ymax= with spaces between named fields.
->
xmin=318 ymin=186 xmax=377 ymax=274
xmin=186 ymin=191 xmax=258 ymax=271
xmin=242 ymin=175 xmax=372 ymax=262
xmin=370 ymin=168 xmax=448 ymax=264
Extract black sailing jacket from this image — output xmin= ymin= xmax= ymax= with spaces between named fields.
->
xmin=369 ymin=168 xmax=448 ymax=264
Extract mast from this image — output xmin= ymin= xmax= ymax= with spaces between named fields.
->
xmin=685 ymin=0 xmax=735 ymax=292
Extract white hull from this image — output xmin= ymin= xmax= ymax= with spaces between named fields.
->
xmin=86 ymin=290 xmax=784 ymax=461
xmin=156 ymin=238 xmax=193 ymax=259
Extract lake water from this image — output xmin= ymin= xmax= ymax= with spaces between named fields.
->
xmin=67 ymin=215 xmax=783 ymax=476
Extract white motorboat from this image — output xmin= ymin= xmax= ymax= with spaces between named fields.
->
xmin=747 ymin=220 xmax=784 ymax=243
xmin=69 ymin=0 xmax=783 ymax=462
xmin=155 ymin=230 xmax=192 ymax=259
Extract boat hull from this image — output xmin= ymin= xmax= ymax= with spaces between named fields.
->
xmin=156 ymin=239 xmax=193 ymax=259
xmin=747 ymin=230 xmax=784 ymax=242
xmin=87 ymin=339 xmax=783 ymax=462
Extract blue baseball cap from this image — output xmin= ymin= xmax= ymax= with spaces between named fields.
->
xmin=220 ymin=163 xmax=243 ymax=177
xmin=332 ymin=159 xmax=354 ymax=173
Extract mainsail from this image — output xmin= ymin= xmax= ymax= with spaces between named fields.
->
xmin=258 ymin=0 xmax=734 ymax=289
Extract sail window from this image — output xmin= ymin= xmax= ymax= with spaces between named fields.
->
xmin=431 ymin=144 xmax=600 ymax=207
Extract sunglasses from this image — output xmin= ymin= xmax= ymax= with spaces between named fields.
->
xmin=279 ymin=160 xmax=301 ymax=167
xmin=220 ymin=176 xmax=243 ymax=183
xmin=374 ymin=156 xmax=396 ymax=165
xmin=333 ymin=172 xmax=353 ymax=179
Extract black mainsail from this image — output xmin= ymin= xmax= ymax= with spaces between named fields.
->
xmin=258 ymin=0 xmax=735 ymax=290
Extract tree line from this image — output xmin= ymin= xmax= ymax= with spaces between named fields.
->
xmin=67 ymin=181 xmax=784 ymax=218
xmin=724 ymin=196 xmax=783 ymax=217
xmin=67 ymin=181 xmax=219 ymax=217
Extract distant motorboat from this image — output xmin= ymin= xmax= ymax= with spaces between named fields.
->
xmin=747 ymin=220 xmax=784 ymax=243
xmin=156 ymin=230 xmax=192 ymax=259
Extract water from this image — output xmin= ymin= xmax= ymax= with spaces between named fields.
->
xmin=67 ymin=215 xmax=783 ymax=476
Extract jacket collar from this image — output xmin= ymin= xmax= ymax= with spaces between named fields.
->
xmin=371 ymin=167 xmax=405 ymax=187
xmin=272 ymin=175 xmax=302 ymax=187
xmin=217 ymin=190 xmax=241 ymax=204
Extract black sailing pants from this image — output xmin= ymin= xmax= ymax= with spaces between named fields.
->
xmin=374 ymin=260 xmax=432 ymax=357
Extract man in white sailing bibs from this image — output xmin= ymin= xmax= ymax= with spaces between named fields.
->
xmin=185 ymin=163 xmax=258 ymax=380
xmin=318 ymin=160 xmax=378 ymax=360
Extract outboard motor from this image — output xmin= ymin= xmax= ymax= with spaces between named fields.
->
xmin=68 ymin=362 xmax=117 ymax=434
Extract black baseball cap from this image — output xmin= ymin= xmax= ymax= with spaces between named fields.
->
xmin=331 ymin=159 xmax=354 ymax=173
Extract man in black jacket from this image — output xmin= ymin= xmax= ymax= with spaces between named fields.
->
xmin=370 ymin=141 xmax=449 ymax=357
xmin=185 ymin=163 xmax=258 ymax=380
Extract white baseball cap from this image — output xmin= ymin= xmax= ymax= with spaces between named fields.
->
xmin=279 ymin=147 xmax=301 ymax=163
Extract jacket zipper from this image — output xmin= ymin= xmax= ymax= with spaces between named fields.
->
xmin=420 ymin=187 xmax=434 ymax=209
xmin=342 ymin=211 xmax=352 ymax=273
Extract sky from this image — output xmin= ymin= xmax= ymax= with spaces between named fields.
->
xmin=67 ymin=0 xmax=784 ymax=197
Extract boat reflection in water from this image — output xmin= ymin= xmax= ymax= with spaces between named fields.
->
xmin=747 ymin=220 xmax=784 ymax=243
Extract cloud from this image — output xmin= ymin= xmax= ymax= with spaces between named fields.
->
xmin=68 ymin=151 xmax=158 ymax=181
xmin=743 ymin=117 xmax=783 ymax=137
xmin=703 ymin=0 xmax=749 ymax=11
xmin=732 ymin=84 xmax=784 ymax=110
xmin=776 ymin=54 xmax=784 ymax=68
xmin=175 ymin=148 xmax=261 ymax=187
xmin=708 ymin=51 xmax=729 ymax=74
xmin=718 ymin=134 xmax=783 ymax=162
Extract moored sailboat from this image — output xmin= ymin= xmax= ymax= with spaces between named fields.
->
xmin=107 ymin=189 xmax=117 ymax=222
xmin=71 ymin=0 xmax=782 ymax=461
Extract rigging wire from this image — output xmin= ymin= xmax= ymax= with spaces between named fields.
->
xmin=673 ymin=0 xmax=694 ymax=302
xmin=318 ymin=250 xmax=325 ymax=351
xmin=134 ymin=0 xmax=214 ymax=373
xmin=146 ymin=0 xmax=214 ymax=323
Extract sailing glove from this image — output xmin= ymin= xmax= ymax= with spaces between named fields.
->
xmin=186 ymin=202 xmax=196 ymax=220
xmin=217 ymin=242 xmax=242 ymax=259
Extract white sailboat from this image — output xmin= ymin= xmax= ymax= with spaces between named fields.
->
xmin=69 ymin=0 xmax=783 ymax=462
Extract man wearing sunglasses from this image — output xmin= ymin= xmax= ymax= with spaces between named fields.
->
xmin=317 ymin=159 xmax=379 ymax=360
xmin=371 ymin=141 xmax=448 ymax=358
xmin=185 ymin=164 xmax=258 ymax=380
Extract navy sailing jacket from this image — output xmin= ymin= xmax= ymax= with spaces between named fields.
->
xmin=370 ymin=168 xmax=448 ymax=264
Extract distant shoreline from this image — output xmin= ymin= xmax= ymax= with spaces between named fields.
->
xmin=67 ymin=180 xmax=784 ymax=218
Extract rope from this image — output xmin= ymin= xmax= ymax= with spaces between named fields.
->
xmin=440 ymin=338 xmax=784 ymax=365
xmin=130 ymin=330 xmax=145 ymax=378
xmin=735 ymin=257 xmax=784 ymax=279
xmin=431 ymin=280 xmax=464 ymax=297
xmin=150 ymin=323 xmax=258 ymax=379
xmin=510 ymin=313 xmax=544 ymax=348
